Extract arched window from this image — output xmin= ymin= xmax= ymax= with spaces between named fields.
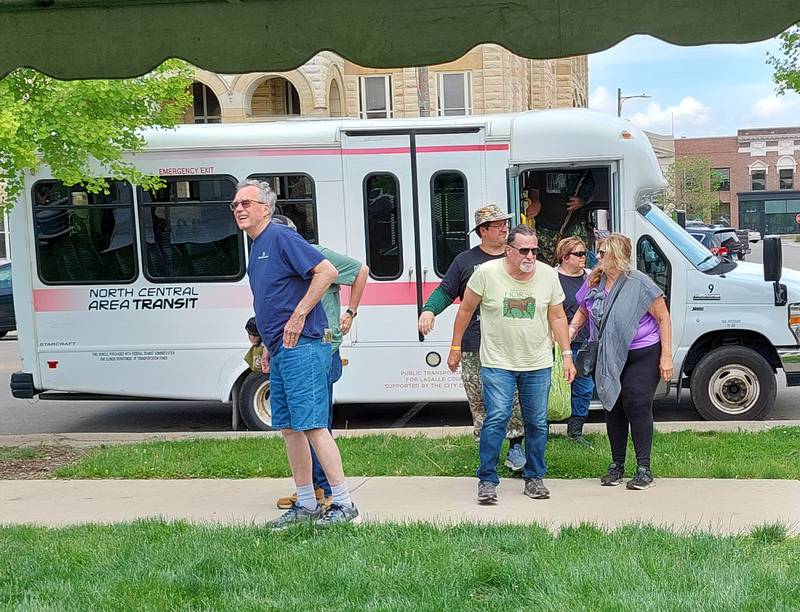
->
xmin=329 ymin=80 xmax=342 ymax=117
xmin=251 ymin=77 xmax=301 ymax=117
xmin=190 ymin=82 xmax=221 ymax=124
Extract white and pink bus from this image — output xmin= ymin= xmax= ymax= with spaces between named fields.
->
xmin=13 ymin=109 xmax=798 ymax=427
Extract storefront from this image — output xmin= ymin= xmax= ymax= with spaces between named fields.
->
xmin=739 ymin=191 xmax=800 ymax=235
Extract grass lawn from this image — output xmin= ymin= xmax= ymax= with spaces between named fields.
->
xmin=0 ymin=521 xmax=797 ymax=610
xmin=53 ymin=427 xmax=800 ymax=480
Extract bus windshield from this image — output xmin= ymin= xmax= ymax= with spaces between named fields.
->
xmin=636 ymin=202 xmax=720 ymax=273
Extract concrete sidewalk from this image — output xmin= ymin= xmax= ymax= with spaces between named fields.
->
xmin=2 ymin=477 xmax=798 ymax=535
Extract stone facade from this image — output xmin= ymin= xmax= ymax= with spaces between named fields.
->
xmin=187 ymin=45 xmax=588 ymax=122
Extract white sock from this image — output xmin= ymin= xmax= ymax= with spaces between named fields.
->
xmin=296 ymin=484 xmax=317 ymax=511
xmin=330 ymin=481 xmax=353 ymax=508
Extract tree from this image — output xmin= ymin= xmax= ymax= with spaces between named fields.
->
xmin=768 ymin=23 xmax=800 ymax=94
xmin=659 ymin=156 xmax=723 ymax=223
xmin=0 ymin=60 xmax=193 ymax=207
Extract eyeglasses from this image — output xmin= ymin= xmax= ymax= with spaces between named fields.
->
xmin=484 ymin=221 xmax=509 ymax=229
xmin=229 ymin=199 xmax=262 ymax=211
xmin=507 ymin=245 xmax=538 ymax=257
xmin=597 ymin=250 xmax=606 ymax=259
xmin=569 ymin=251 xmax=587 ymax=258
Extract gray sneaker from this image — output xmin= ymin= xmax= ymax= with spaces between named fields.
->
xmin=626 ymin=466 xmax=655 ymax=490
xmin=523 ymin=478 xmax=550 ymax=500
xmin=504 ymin=443 xmax=526 ymax=472
xmin=477 ymin=480 xmax=498 ymax=504
xmin=315 ymin=503 xmax=360 ymax=528
xmin=265 ymin=504 xmax=323 ymax=530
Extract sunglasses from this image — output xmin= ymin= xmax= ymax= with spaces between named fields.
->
xmin=229 ymin=199 xmax=262 ymax=211
xmin=569 ymin=251 xmax=587 ymax=258
xmin=508 ymin=245 xmax=538 ymax=257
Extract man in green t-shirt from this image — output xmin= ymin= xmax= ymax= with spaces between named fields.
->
xmin=448 ymin=224 xmax=575 ymax=504
xmin=249 ymin=214 xmax=368 ymax=509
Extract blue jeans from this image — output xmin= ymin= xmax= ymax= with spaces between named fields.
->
xmin=571 ymin=344 xmax=594 ymax=418
xmin=478 ymin=366 xmax=551 ymax=484
xmin=311 ymin=349 xmax=342 ymax=496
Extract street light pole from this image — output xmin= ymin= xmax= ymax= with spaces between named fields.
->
xmin=617 ymin=87 xmax=651 ymax=117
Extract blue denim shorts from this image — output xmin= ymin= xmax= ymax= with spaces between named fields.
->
xmin=269 ymin=336 xmax=332 ymax=431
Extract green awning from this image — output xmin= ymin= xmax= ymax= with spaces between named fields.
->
xmin=1 ymin=0 xmax=799 ymax=79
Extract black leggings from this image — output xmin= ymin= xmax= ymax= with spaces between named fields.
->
xmin=605 ymin=342 xmax=661 ymax=469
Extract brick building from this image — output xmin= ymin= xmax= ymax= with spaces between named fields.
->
xmin=185 ymin=45 xmax=588 ymax=123
xmin=675 ymin=128 xmax=800 ymax=234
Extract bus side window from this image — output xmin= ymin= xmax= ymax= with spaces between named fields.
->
xmin=248 ymin=174 xmax=318 ymax=244
xmin=138 ymin=175 xmax=244 ymax=282
xmin=363 ymin=173 xmax=402 ymax=280
xmin=637 ymin=235 xmax=670 ymax=306
xmin=32 ymin=180 xmax=137 ymax=285
xmin=431 ymin=171 xmax=468 ymax=278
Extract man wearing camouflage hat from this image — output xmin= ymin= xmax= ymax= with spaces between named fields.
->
xmin=418 ymin=204 xmax=527 ymax=472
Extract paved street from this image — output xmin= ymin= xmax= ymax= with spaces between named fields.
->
xmin=2 ymin=237 xmax=800 ymax=434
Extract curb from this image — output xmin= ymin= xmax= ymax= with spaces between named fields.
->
xmin=2 ymin=420 xmax=799 ymax=448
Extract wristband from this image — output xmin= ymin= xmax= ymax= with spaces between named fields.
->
xmin=450 ymin=346 xmax=462 ymax=351
xmin=562 ymin=350 xmax=573 ymax=358
xmin=345 ymin=308 xmax=357 ymax=318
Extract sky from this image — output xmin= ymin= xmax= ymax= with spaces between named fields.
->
xmin=588 ymin=34 xmax=800 ymax=138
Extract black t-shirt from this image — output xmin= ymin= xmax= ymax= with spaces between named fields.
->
xmin=558 ymin=271 xmax=589 ymax=344
xmin=530 ymin=170 xmax=595 ymax=231
xmin=440 ymin=246 xmax=505 ymax=352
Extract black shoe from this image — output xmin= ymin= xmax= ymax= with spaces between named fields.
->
xmin=477 ymin=481 xmax=498 ymax=504
xmin=568 ymin=416 xmax=593 ymax=448
xmin=626 ymin=466 xmax=655 ymax=490
xmin=600 ymin=462 xmax=624 ymax=486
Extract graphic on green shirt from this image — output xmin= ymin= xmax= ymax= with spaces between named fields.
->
xmin=503 ymin=294 xmax=536 ymax=319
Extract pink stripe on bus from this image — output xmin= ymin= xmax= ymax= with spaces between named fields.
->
xmin=33 ymin=282 xmax=451 ymax=312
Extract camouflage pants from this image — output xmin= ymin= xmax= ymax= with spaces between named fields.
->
xmin=536 ymin=224 xmax=589 ymax=266
xmin=461 ymin=351 xmax=524 ymax=441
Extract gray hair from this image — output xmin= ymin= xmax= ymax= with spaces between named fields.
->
xmin=507 ymin=223 xmax=537 ymax=245
xmin=236 ymin=179 xmax=277 ymax=212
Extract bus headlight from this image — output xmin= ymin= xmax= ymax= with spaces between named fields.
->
xmin=790 ymin=303 xmax=800 ymax=343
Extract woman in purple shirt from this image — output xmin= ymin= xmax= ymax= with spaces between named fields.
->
xmin=569 ymin=234 xmax=672 ymax=490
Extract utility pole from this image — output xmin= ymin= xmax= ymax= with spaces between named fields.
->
xmin=417 ymin=66 xmax=430 ymax=117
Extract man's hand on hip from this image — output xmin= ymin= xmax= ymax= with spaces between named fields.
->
xmin=282 ymin=312 xmax=306 ymax=348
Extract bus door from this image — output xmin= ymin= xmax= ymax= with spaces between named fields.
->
xmin=412 ymin=128 xmax=486 ymax=346
xmin=342 ymin=128 xmax=486 ymax=345
xmin=342 ymin=131 xmax=419 ymax=344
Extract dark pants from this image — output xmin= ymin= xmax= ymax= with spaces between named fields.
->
xmin=311 ymin=349 xmax=342 ymax=496
xmin=605 ymin=342 xmax=661 ymax=469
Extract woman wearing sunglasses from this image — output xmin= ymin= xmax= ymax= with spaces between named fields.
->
xmin=569 ymin=234 xmax=673 ymax=490
xmin=555 ymin=237 xmax=594 ymax=447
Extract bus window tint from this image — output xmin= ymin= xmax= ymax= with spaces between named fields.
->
xmin=248 ymin=174 xmax=318 ymax=243
xmin=431 ymin=171 xmax=468 ymax=277
xmin=32 ymin=180 xmax=137 ymax=284
xmin=138 ymin=176 xmax=243 ymax=281
xmin=364 ymin=173 xmax=402 ymax=279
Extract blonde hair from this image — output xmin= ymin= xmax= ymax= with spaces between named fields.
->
xmin=555 ymin=236 xmax=586 ymax=265
xmin=588 ymin=233 xmax=632 ymax=288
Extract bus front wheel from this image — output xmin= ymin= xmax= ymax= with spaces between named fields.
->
xmin=237 ymin=371 xmax=274 ymax=431
xmin=689 ymin=346 xmax=776 ymax=421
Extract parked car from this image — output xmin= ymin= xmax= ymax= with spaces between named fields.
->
xmin=688 ymin=228 xmax=746 ymax=260
xmin=0 ymin=262 xmax=15 ymax=338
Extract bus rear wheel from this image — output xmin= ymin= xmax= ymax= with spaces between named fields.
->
xmin=689 ymin=346 xmax=775 ymax=421
xmin=237 ymin=371 xmax=274 ymax=431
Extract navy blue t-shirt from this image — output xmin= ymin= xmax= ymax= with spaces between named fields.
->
xmin=248 ymin=222 xmax=327 ymax=356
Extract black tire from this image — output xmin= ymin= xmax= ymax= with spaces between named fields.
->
xmin=689 ymin=346 xmax=775 ymax=421
xmin=237 ymin=370 xmax=274 ymax=431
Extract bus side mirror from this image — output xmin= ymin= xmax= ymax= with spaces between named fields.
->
xmin=763 ymin=236 xmax=782 ymax=282
xmin=673 ymin=210 xmax=686 ymax=228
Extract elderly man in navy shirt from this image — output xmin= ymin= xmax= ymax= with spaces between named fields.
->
xmin=232 ymin=179 xmax=359 ymax=528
